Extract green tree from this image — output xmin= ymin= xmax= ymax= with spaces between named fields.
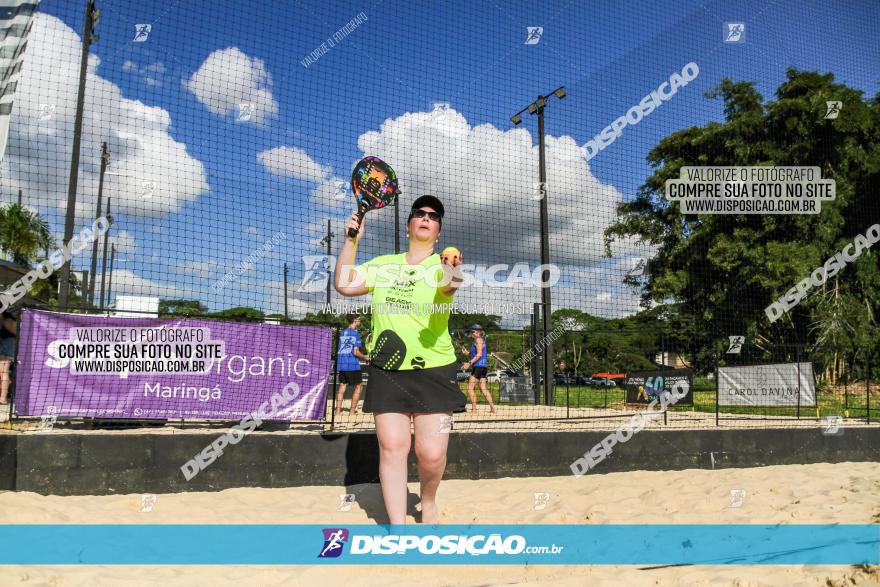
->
xmin=159 ymin=299 xmax=208 ymax=317
xmin=604 ymin=69 xmax=880 ymax=375
xmin=0 ymin=203 xmax=54 ymax=265
xmin=547 ymin=308 xmax=666 ymax=375
xmin=210 ymin=306 xmax=265 ymax=321
xmin=447 ymin=313 xmax=501 ymax=332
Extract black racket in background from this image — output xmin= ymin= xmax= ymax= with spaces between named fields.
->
xmin=348 ymin=156 xmax=400 ymax=238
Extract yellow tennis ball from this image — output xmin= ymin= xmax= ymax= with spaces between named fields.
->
xmin=441 ymin=247 xmax=462 ymax=266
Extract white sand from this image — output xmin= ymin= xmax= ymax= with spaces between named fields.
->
xmin=1 ymin=462 xmax=879 ymax=585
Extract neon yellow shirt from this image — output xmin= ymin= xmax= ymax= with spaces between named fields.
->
xmin=355 ymin=252 xmax=455 ymax=370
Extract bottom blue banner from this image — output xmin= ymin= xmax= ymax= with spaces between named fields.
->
xmin=1 ymin=524 xmax=877 ymax=565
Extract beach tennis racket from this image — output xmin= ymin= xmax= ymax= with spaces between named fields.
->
xmin=348 ymin=156 xmax=400 ymax=238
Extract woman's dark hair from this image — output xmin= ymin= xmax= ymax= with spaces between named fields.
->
xmin=0 ymin=310 xmax=15 ymax=338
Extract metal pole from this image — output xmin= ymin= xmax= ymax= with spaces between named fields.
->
xmin=867 ymin=350 xmax=872 ymax=424
xmin=106 ymin=244 xmax=115 ymax=308
xmin=98 ymin=197 xmax=111 ymax=310
xmin=715 ymin=355 xmax=720 ymax=426
xmin=329 ymin=326 xmax=341 ymax=430
xmin=537 ymin=102 xmax=554 ymax=406
xmin=325 ymin=219 xmax=332 ymax=308
xmin=8 ymin=311 xmax=21 ymax=421
xmin=79 ymin=270 xmax=89 ymax=310
xmin=531 ymin=302 xmax=539 ymax=405
xmin=283 ymin=262 xmax=288 ymax=319
xmin=796 ymin=345 xmax=801 ymax=420
xmin=59 ymin=0 xmax=99 ymax=308
xmin=564 ymin=330 xmax=569 ymax=417
xmin=17 ymin=189 xmax=21 ymax=206
xmin=394 ymin=199 xmax=400 ymax=253
xmin=88 ymin=141 xmax=108 ymax=305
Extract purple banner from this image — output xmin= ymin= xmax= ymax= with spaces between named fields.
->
xmin=14 ymin=309 xmax=332 ymax=421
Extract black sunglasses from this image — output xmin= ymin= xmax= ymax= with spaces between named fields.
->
xmin=411 ymin=209 xmax=441 ymax=221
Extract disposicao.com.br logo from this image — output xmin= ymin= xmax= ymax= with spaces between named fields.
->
xmin=317 ymin=528 xmax=563 ymax=558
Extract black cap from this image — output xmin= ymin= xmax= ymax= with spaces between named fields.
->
xmin=411 ymin=195 xmax=444 ymax=217
xmin=469 ymin=323 xmax=482 ymax=331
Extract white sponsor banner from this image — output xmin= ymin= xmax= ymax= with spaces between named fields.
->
xmin=718 ymin=362 xmax=816 ymax=407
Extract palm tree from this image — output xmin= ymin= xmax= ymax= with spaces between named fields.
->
xmin=0 ymin=203 xmax=54 ymax=265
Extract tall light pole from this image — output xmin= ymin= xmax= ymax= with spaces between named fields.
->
xmin=98 ymin=196 xmax=113 ymax=310
xmin=106 ymin=243 xmax=115 ymax=308
xmin=512 ymin=86 xmax=566 ymax=406
xmin=59 ymin=0 xmax=100 ymax=308
xmin=282 ymin=262 xmax=289 ymax=319
xmin=319 ymin=219 xmax=334 ymax=309
xmin=88 ymin=141 xmax=109 ymax=306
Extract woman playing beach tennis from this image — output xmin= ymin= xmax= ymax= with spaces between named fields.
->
xmin=334 ymin=194 xmax=465 ymax=525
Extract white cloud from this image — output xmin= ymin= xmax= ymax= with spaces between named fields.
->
xmin=1 ymin=14 xmax=210 ymax=218
xmin=172 ymin=260 xmax=218 ymax=279
xmin=310 ymin=106 xmax=644 ymax=265
xmin=301 ymin=105 xmax=653 ymax=319
xmin=122 ymin=60 xmax=166 ymax=86
xmin=258 ymin=278 xmax=320 ymax=318
xmin=284 ymin=297 xmax=315 ymax=319
xmin=184 ymin=47 xmax=278 ymax=124
xmin=99 ymin=269 xmax=196 ymax=300
xmin=110 ymin=230 xmax=136 ymax=254
xmin=258 ymin=146 xmax=330 ymax=182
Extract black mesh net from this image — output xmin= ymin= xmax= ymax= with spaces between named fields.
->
xmin=0 ymin=0 xmax=877 ymax=432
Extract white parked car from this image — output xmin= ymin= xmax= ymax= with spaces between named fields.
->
xmin=486 ymin=370 xmax=509 ymax=383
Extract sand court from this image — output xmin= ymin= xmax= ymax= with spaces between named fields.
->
xmin=2 ymin=462 xmax=878 ymax=585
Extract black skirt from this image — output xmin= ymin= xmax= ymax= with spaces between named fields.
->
xmin=363 ymin=361 xmax=467 ymax=414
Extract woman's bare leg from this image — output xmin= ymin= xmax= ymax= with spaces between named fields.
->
xmin=350 ymin=384 xmax=363 ymax=414
xmin=0 ymin=359 xmax=10 ymax=404
xmin=466 ymin=376 xmax=478 ymax=410
xmin=412 ymin=412 xmax=452 ymax=524
xmin=479 ymin=380 xmax=496 ymax=413
xmin=334 ymin=383 xmax=347 ymax=414
xmin=374 ymin=412 xmax=412 ymax=524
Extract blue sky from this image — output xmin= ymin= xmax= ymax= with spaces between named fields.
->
xmin=11 ymin=0 xmax=879 ymax=320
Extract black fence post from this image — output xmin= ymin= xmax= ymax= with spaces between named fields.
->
xmin=531 ymin=303 xmax=540 ymax=406
xmin=564 ymin=330 xmax=569 ymax=418
xmin=329 ymin=325 xmax=340 ymax=430
xmin=715 ymin=354 xmax=720 ymax=427
xmin=6 ymin=310 xmax=22 ymax=426
xmin=795 ymin=345 xmax=801 ymax=420
xmin=663 ymin=328 xmax=672 ymax=429
xmin=867 ymin=349 xmax=872 ymax=424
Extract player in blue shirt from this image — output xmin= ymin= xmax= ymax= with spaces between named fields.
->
xmin=461 ymin=324 xmax=497 ymax=413
xmin=335 ymin=314 xmax=369 ymax=415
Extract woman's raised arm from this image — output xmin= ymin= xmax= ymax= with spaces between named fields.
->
xmin=334 ymin=213 xmax=369 ymax=297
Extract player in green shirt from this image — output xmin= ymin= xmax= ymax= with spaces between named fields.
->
xmin=334 ymin=194 xmax=465 ymax=525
